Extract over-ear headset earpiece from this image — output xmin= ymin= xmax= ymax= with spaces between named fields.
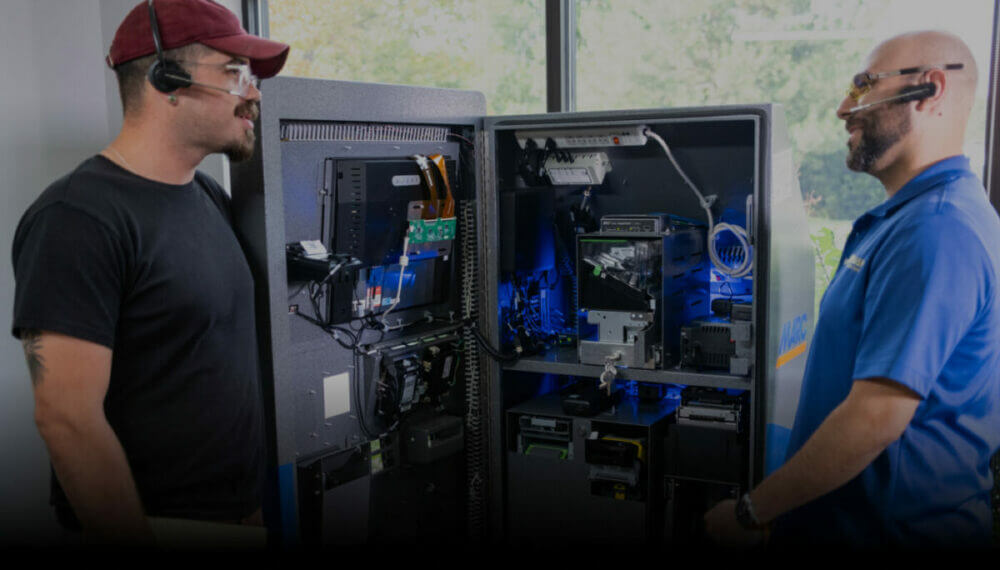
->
xmin=896 ymin=83 xmax=937 ymax=102
xmin=848 ymin=82 xmax=938 ymax=114
xmin=148 ymin=59 xmax=192 ymax=93
xmin=145 ymin=0 xmax=192 ymax=93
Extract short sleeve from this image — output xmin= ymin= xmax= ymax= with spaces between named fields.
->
xmin=11 ymin=203 xmax=127 ymax=348
xmin=852 ymin=214 xmax=989 ymax=397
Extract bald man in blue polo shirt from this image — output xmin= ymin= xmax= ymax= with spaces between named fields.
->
xmin=705 ymin=30 xmax=1000 ymax=548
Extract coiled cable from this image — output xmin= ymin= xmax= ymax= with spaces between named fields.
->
xmin=644 ymin=128 xmax=753 ymax=278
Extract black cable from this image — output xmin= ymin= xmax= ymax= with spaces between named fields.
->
xmin=447 ymin=132 xmax=475 ymax=147
xmin=464 ymin=321 xmax=520 ymax=363
xmin=722 ymin=280 xmax=734 ymax=299
xmin=353 ymin=349 xmax=374 ymax=439
xmin=294 ymin=272 xmax=392 ymax=439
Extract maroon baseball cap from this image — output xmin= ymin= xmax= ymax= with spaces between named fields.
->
xmin=107 ymin=0 xmax=290 ymax=79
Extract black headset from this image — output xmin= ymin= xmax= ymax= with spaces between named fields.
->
xmin=146 ymin=0 xmax=193 ymax=93
xmin=848 ymin=83 xmax=938 ymax=114
xmin=896 ymin=83 xmax=937 ymax=102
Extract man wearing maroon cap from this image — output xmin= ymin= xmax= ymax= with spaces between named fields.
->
xmin=10 ymin=0 xmax=289 ymax=545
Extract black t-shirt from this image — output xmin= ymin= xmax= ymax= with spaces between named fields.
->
xmin=11 ymin=155 xmax=263 ymax=522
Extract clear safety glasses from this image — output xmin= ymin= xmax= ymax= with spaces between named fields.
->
xmin=173 ymin=60 xmax=260 ymax=98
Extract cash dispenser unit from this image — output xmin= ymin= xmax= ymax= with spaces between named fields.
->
xmin=506 ymin=388 xmax=673 ymax=545
xmin=231 ymin=77 xmax=814 ymax=546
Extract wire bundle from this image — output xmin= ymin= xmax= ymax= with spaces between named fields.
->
xmin=644 ymin=129 xmax=753 ymax=278
xmin=459 ymin=199 xmax=486 ymax=539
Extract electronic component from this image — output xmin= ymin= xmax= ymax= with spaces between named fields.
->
xmin=577 ymin=226 xmax=708 ymax=369
xmin=331 ymin=158 xmax=458 ymax=323
xmin=516 ymin=414 xmax=573 ymax=459
xmin=680 ymin=305 xmax=753 ymax=375
xmin=586 ymin=436 xmax=643 ymax=468
xmin=286 ymin=243 xmax=362 ymax=283
xmin=578 ymin=236 xmax=662 ymax=368
xmin=516 ymin=125 xmax=649 ymax=149
xmin=543 ymin=151 xmax=612 ymax=185
xmin=665 ymin=388 xmax=747 ymax=485
xmin=600 ymin=214 xmax=671 ymax=234
xmin=373 ymin=332 xmax=462 ymax=425
xmin=586 ymin=435 xmax=645 ymax=500
xmin=676 ymin=387 xmax=743 ymax=430
xmin=711 ymin=299 xmax=752 ymax=321
xmin=500 ymin=268 xmax=573 ymax=357
xmin=377 ymin=354 xmax=422 ymax=421
xmin=403 ymin=414 xmax=464 ymax=464
xmin=407 ymin=217 xmax=457 ymax=243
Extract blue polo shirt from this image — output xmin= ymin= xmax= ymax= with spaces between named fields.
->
xmin=773 ymin=156 xmax=1000 ymax=547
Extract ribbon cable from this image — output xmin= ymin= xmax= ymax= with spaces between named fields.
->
xmin=428 ymin=154 xmax=455 ymax=218
xmin=412 ymin=154 xmax=440 ymax=219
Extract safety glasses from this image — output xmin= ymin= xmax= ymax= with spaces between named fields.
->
xmin=174 ymin=60 xmax=260 ymax=98
xmin=847 ymin=63 xmax=963 ymax=101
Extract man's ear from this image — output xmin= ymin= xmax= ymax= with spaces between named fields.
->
xmin=914 ymin=68 xmax=946 ymax=112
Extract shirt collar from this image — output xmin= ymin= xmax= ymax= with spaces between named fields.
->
xmin=865 ymin=155 xmax=973 ymax=220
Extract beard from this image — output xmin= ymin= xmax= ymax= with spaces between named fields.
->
xmin=846 ymin=103 xmax=911 ymax=173
xmin=223 ymin=128 xmax=255 ymax=162
xmin=222 ymin=100 xmax=259 ymax=163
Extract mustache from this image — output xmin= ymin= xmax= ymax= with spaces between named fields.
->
xmin=235 ymin=102 xmax=259 ymax=121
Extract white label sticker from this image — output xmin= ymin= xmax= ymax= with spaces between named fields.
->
xmin=300 ymin=239 xmax=327 ymax=258
xmin=392 ymin=174 xmax=421 ymax=187
xmin=548 ymin=167 xmax=593 ymax=185
xmin=323 ymin=372 xmax=351 ymax=419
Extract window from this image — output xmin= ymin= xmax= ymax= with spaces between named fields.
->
xmin=268 ymin=0 xmax=547 ymax=115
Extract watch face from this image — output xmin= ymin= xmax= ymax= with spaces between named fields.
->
xmin=736 ymin=493 xmax=758 ymax=529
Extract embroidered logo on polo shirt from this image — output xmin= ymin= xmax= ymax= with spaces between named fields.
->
xmin=845 ymin=254 xmax=866 ymax=272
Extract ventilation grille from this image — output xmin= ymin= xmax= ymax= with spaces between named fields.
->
xmin=346 ymin=166 xmax=363 ymax=257
xmin=280 ymin=120 xmax=449 ymax=143
xmin=704 ymin=352 xmax=729 ymax=367
xmin=702 ymin=325 xmax=732 ymax=337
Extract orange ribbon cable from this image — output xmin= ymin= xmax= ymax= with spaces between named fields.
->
xmin=428 ymin=154 xmax=455 ymax=218
xmin=412 ymin=154 xmax=440 ymax=218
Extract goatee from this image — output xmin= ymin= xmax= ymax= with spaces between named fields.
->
xmin=846 ymin=104 xmax=911 ymax=173
xmin=224 ymin=129 xmax=255 ymax=162
xmin=225 ymin=101 xmax=259 ymax=162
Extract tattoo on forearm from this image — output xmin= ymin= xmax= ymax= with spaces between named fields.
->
xmin=21 ymin=329 xmax=46 ymax=386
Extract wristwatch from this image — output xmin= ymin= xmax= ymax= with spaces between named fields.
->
xmin=735 ymin=492 xmax=763 ymax=530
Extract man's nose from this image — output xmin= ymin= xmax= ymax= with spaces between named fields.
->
xmin=245 ymin=81 xmax=262 ymax=102
xmin=836 ymin=93 xmax=855 ymax=121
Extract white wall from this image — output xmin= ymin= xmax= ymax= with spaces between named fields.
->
xmin=0 ymin=0 xmax=242 ymax=545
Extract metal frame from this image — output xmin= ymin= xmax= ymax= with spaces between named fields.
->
xmin=242 ymin=0 xmax=268 ymax=37
xmin=229 ymin=77 xmax=486 ymax=545
xmin=545 ymin=0 xmax=576 ymax=112
xmin=984 ymin=0 xmax=1000 ymax=211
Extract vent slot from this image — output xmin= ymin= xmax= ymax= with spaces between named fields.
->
xmin=281 ymin=120 xmax=449 ymax=143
